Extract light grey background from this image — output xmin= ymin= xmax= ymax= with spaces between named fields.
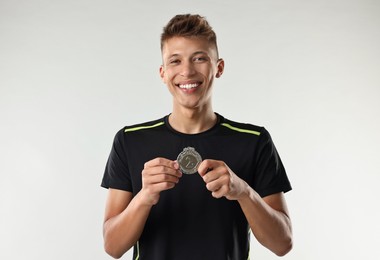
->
xmin=1 ymin=0 xmax=379 ymax=259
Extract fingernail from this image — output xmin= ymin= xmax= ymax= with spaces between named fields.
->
xmin=174 ymin=161 xmax=179 ymax=169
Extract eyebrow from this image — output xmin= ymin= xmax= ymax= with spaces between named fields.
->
xmin=167 ymin=51 xmax=209 ymax=59
xmin=193 ymin=51 xmax=208 ymax=56
xmin=167 ymin=54 xmax=180 ymax=59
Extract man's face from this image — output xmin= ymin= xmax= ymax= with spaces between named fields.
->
xmin=160 ymin=36 xmax=224 ymax=111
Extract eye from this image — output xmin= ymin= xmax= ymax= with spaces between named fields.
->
xmin=169 ymin=59 xmax=181 ymax=65
xmin=193 ymin=56 xmax=208 ymax=63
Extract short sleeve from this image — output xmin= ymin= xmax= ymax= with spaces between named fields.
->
xmin=252 ymin=128 xmax=292 ymax=197
xmin=101 ymin=129 xmax=133 ymax=191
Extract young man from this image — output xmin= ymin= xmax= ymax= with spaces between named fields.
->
xmin=101 ymin=14 xmax=293 ymax=260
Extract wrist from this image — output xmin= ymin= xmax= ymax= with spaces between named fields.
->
xmin=237 ymin=182 xmax=256 ymax=204
xmin=138 ymin=188 xmax=160 ymax=207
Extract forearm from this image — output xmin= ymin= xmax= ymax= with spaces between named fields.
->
xmin=103 ymin=191 xmax=152 ymax=259
xmin=238 ymin=185 xmax=293 ymax=256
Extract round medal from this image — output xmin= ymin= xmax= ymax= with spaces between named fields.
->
xmin=176 ymin=147 xmax=202 ymax=174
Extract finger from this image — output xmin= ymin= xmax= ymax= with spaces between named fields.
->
xmin=145 ymin=181 xmax=177 ymax=194
xmin=201 ymin=169 xmax=216 ymax=183
xmin=205 ymin=178 xmax=229 ymax=199
xmin=211 ymin=185 xmax=229 ymax=198
xmin=198 ymin=159 xmax=219 ymax=176
xmin=142 ymin=172 xmax=181 ymax=195
xmin=205 ymin=178 xmax=224 ymax=193
xmin=144 ymin=157 xmax=179 ymax=170
xmin=144 ymin=159 xmax=181 ymax=178
xmin=201 ymin=166 xmax=227 ymax=184
xmin=142 ymin=166 xmax=182 ymax=180
xmin=144 ymin=172 xmax=181 ymax=185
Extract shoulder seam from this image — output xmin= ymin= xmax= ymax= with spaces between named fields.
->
xmin=124 ymin=121 xmax=165 ymax=133
xmin=221 ymin=123 xmax=261 ymax=136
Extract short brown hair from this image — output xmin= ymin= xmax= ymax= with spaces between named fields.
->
xmin=160 ymin=14 xmax=219 ymax=57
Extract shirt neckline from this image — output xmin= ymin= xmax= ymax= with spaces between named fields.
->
xmin=164 ymin=112 xmax=223 ymax=137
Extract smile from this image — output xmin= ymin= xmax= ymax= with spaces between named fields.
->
xmin=177 ymin=82 xmax=201 ymax=89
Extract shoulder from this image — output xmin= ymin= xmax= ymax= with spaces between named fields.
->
xmin=122 ymin=117 xmax=166 ymax=133
xmin=218 ymin=115 xmax=266 ymax=137
xmin=112 ymin=116 xmax=167 ymax=141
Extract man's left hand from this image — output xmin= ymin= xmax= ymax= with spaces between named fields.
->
xmin=198 ymin=159 xmax=248 ymax=200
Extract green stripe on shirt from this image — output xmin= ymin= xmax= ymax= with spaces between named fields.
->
xmin=221 ymin=123 xmax=261 ymax=136
xmin=125 ymin=122 xmax=165 ymax=133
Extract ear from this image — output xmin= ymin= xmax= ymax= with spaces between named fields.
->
xmin=159 ymin=65 xmax=166 ymax=83
xmin=215 ymin=58 xmax=224 ymax=78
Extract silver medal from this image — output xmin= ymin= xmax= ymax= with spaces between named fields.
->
xmin=176 ymin=147 xmax=202 ymax=174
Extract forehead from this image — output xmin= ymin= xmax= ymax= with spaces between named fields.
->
xmin=161 ymin=36 xmax=217 ymax=58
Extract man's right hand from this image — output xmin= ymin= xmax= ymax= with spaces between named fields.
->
xmin=141 ymin=157 xmax=182 ymax=205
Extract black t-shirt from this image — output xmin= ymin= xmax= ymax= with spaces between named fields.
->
xmin=101 ymin=113 xmax=292 ymax=260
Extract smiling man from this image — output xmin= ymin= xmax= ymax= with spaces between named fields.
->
xmin=101 ymin=14 xmax=293 ymax=260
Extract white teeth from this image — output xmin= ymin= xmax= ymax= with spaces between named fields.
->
xmin=179 ymin=83 xmax=198 ymax=89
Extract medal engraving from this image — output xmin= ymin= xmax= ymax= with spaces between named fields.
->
xmin=177 ymin=147 xmax=202 ymax=174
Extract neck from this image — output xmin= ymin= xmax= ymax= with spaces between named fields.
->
xmin=169 ymin=107 xmax=217 ymax=134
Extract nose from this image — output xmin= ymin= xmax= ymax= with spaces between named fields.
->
xmin=180 ymin=61 xmax=196 ymax=77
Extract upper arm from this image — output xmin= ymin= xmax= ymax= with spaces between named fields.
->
xmin=263 ymin=192 xmax=290 ymax=218
xmin=104 ymin=188 xmax=133 ymax=223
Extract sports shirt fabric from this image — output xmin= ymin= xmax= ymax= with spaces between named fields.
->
xmin=101 ymin=113 xmax=292 ymax=260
